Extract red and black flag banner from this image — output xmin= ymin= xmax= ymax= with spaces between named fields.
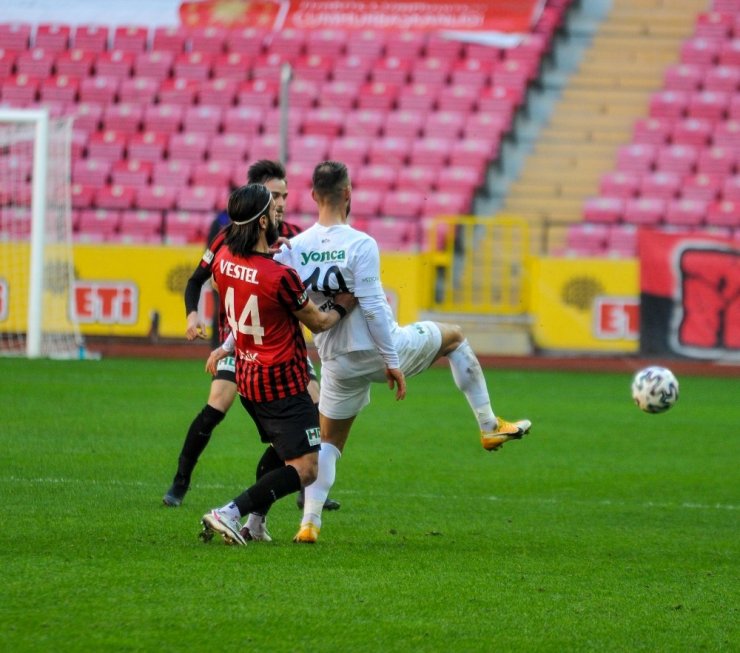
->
xmin=638 ymin=229 xmax=740 ymax=361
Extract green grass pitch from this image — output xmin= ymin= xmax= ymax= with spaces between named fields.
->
xmin=1 ymin=357 xmax=737 ymax=652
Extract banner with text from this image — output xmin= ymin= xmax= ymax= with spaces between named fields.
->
xmin=638 ymin=229 xmax=740 ymax=361
xmin=529 ymin=257 xmax=639 ymax=353
xmin=179 ymin=0 xmax=543 ymax=43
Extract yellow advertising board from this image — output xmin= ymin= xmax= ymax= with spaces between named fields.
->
xmin=529 ymin=257 xmax=639 ymax=353
xmin=0 ymin=244 xmax=425 ymax=340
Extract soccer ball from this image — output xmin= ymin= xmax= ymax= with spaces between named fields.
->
xmin=631 ymin=366 xmax=679 ymax=413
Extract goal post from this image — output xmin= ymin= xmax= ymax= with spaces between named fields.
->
xmin=0 ymin=107 xmax=83 ymax=359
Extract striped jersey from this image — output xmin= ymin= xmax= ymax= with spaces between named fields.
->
xmin=211 ymin=249 xmax=311 ymax=402
xmin=184 ymin=219 xmax=304 ymax=342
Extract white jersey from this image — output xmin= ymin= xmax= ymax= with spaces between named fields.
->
xmin=274 ymin=222 xmax=399 ymax=362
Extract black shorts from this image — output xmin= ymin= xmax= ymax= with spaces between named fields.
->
xmin=239 ymin=391 xmax=321 ymax=461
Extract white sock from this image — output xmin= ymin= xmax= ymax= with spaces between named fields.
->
xmin=302 ymin=442 xmax=341 ymax=529
xmin=245 ymin=513 xmax=263 ymax=531
xmin=447 ymin=339 xmax=496 ymax=431
xmin=220 ymin=502 xmax=241 ymax=521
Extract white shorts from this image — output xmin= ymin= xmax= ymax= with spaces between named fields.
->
xmin=319 ymin=321 xmax=442 ymax=419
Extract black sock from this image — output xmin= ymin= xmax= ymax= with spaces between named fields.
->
xmin=255 ymin=446 xmax=284 ymax=481
xmin=234 ymin=465 xmax=301 ymax=516
xmin=174 ymin=404 xmax=225 ymax=482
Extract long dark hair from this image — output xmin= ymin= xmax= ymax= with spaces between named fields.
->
xmin=225 ymin=184 xmax=272 ymax=257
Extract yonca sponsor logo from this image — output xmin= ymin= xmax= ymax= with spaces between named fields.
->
xmin=300 ymin=250 xmax=346 ymax=265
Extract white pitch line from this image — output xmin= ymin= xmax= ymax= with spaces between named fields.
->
xmin=1 ymin=476 xmax=738 ymax=512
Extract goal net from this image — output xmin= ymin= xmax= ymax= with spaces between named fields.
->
xmin=0 ymin=108 xmax=83 ymax=358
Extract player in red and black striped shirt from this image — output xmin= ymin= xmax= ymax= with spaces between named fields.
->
xmin=199 ymin=183 xmax=354 ymax=546
xmin=164 ymin=160 xmax=339 ymax=521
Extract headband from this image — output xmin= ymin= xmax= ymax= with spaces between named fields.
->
xmin=231 ymin=191 xmax=272 ymax=225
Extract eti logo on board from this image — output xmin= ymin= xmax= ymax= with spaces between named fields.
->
xmin=72 ymin=282 xmax=138 ymax=324
xmin=593 ymin=297 xmax=639 ymax=340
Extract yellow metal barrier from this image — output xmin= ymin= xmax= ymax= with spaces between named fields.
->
xmin=422 ymin=215 xmax=530 ymax=315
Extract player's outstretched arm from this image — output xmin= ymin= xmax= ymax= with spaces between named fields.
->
xmin=294 ymin=292 xmax=356 ymax=333
xmin=385 ymin=367 xmax=407 ymax=401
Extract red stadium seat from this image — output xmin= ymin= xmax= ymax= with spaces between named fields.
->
xmin=426 ymin=33 xmax=463 ymax=59
xmin=118 ymin=77 xmax=159 ymax=104
xmin=368 ymin=136 xmax=412 ymax=166
xmin=317 ymin=80 xmax=360 ymax=111
xmin=268 ymin=28 xmax=305 ymax=58
xmin=606 ymin=224 xmax=638 ymax=258
xmin=707 ymin=199 xmax=740 ymax=227
xmin=111 ymin=160 xmax=152 ymax=187
xmin=703 ymin=65 xmax=740 ymax=93
xmin=384 ymin=110 xmax=425 ymax=139
xmin=300 ymin=107 xmax=344 ymax=137
xmin=134 ymin=51 xmax=175 ymax=81
xmin=192 ymin=160 xmax=234 ymax=187
xmin=152 ymin=26 xmax=189 ymax=53
xmin=164 ymin=210 xmax=209 ymax=244
xmin=0 ymin=49 xmax=16 ymax=77
xmin=397 ymin=82 xmax=439 ymax=112
xmin=462 ymin=113 xmax=509 ymax=141
xmin=343 ymin=109 xmax=384 ymax=137
xmin=112 ymin=26 xmax=148 ymax=53
xmin=249 ymin=133 xmax=281 ymax=160
xmin=648 ymin=90 xmax=688 ymax=119
xmin=143 ymin=104 xmax=184 ymax=134
xmin=305 ymin=28 xmax=348 ymax=58
xmin=54 ymin=49 xmax=95 ymax=77
xmin=582 ymin=196 xmax=624 ymax=224
xmin=380 ymin=190 xmax=425 ymax=219
xmin=349 ymin=188 xmax=383 ymax=218
xmin=288 ymin=79 xmax=320 ymax=109
xmin=384 ymin=31 xmax=424 ymax=59
xmin=136 ymin=185 xmax=177 ymax=211
xmin=680 ymin=173 xmax=722 ymax=201
xmin=79 ymin=76 xmax=119 ymax=104
xmin=212 ymin=52 xmax=252 ymax=82
xmin=698 ymin=145 xmax=736 ymax=175
xmin=680 ymin=37 xmax=720 ymax=66
xmin=357 ymin=82 xmax=398 ymax=111
xmin=411 ymin=56 xmax=452 ymax=86
xmin=371 ymin=57 xmax=412 ymax=86
xmin=663 ymin=63 xmax=704 ymax=91
xmin=76 ymin=209 xmax=121 ymax=237
xmin=566 ymin=223 xmax=609 ymax=256
xmin=450 ymin=139 xmax=495 ymax=168
xmin=158 ymin=78 xmax=200 ymax=106
xmin=189 ymin=26 xmax=228 ymax=54
xmin=87 ymin=130 xmax=127 ymax=162
xmin=424 ymin=111 xmax=466 ymax=139
xmin=72 ymin=159 xmax=111 ymax=187
xmin=71 ymin=102 xmax=103 ymax=132
xmin=694 ymin=11 xmax=734 ymax=40
xmin=639 ymin=171 xmax=682 ymax=200
xmin=40 ymin=75 xmax=79 ymax=104
xmin=236 ymin=79 xmax=278 ymax=109
xmin=285 ymin=161 xmax=314 ymax=190
xmin=623 ymin=197 xmax=666 ymax=226
xmin=355 ymin=163 xmax=397 ymax=191
xmin=599 ymin=171 xmax=640 ymax=199
xmin=222 ymin=106 xmax=264 ymax=134
xmin=103 ymin=103 xmax=143 ymax=134
xmin=0 ymin=23 xmax=31 ymax=50
xmin=332 ymin=55 xmax=373 ymax=84
xmin=224 ymin=26 xmax=266 ymax=56
xmin=168 ymin=132 xmax=209 ymax=162
xmin=397 ymin=166 xmax=437 ymax=191
xmin=687 ymin=91 xmax=729 ymax=122
xmin=293 ymin=54 xmax=333 ymax=83
xmin=290 ymin=135 xmax=330 ymax=164
xmin=656 ymin=144 xmax=698 ymax=175
xmin=671 ymin=117 xmax=712 ymax=147
xmin=95 ymin=50 xmax=135 ymax=78
xmin=345 ymin=29 xmax=385 ymax=59
xmin=183 ymin=105 xmax=223 ymax=134
xmin=410 ymin=137 xmax=453 ymax=167
xmin=16 ymin=48 xmax=55 ymax=78
xmin=127 ymin=132 xmax=168 ymax=162
xmin=328 ymin=136 xmax=371 ymax=168
xmin=616 ymin=143 xmax=656 ymax=173
xmin=365 ymin=217 xmax=418 ymax=251
xmin=152 ymin=161 xmax=192 ymax=187
xmin=665 ymin=198 xmax=707 ymax=226
xmin=73 ymin=25 xmax=108 ymax=53
xmin=119 ymin=209 xmax=163 ymax=237
xmin=96 ymin=184 xmax=136 ymax=210
xmin=71 ymin=184 xmax=96 ymax=209
xmin=438 ymin=84 xmax=479 ymax=113
xmin=0 ymin=74 xmax=39 ymax=104
xmin=421 ymin=191 xmax=471 ymax=218
xmin=718 ymin=38 xmax=740 ymax=67
xmin=632 ymin=117 xmax=672 ymax=145
xmin=436 ymin=166 xmax=482 ymax=194
xmin=721 ymin=175 xmax=740 ymax=201
xmin=174 ymin=52 xmax=214 ymax=81
xmin=208 ymin=133 xmax=249 ymax=164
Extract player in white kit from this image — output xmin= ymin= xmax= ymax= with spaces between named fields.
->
xmin=275 ymin=161 xmax=532 ymax=544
